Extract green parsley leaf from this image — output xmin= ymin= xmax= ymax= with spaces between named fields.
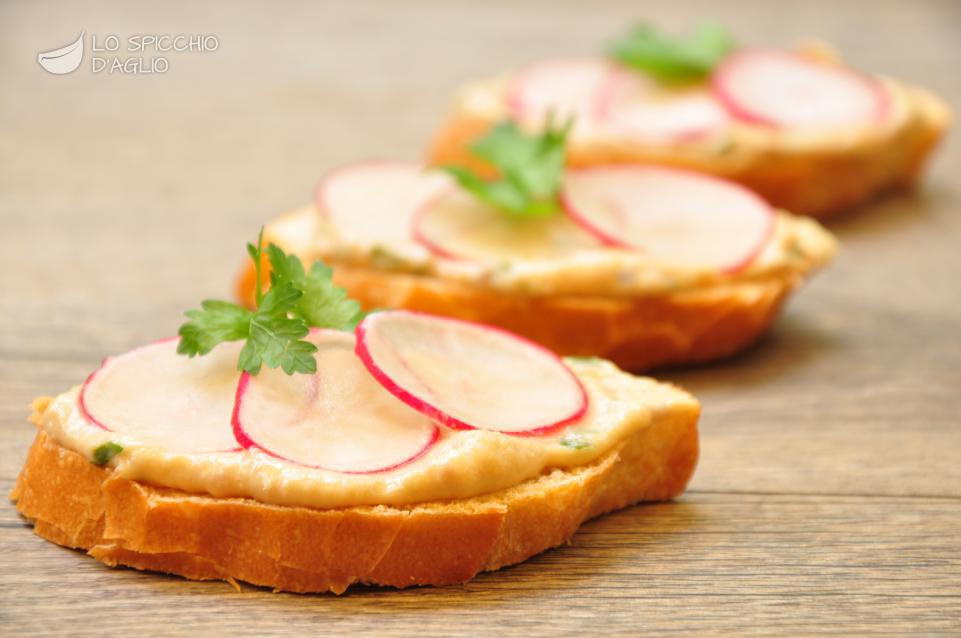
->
xmin=297 ymin=262 xmax=364 ymax=329
xmin=609 ymin=22 xmax=736 ymax=82
xmin=266 ymin=246 xmax=363 ymax=330
xmin=92 ymin=442 xmax=123 ymax=465
xmin=441 ymin=114 xmax=572 ymax=218
xmin=177 ymin=300 xmax=252 ymax=357
xmin=177 ymin=233 xmax=364 ymax=376
xmin=265 ymin=242 xmax=306 ymax=285
xmin=256 ymin=279 xmax=302 ymax=315
xmin=246 ymin=334 xmax=317 ymax=376
xmin=238 ymin=282 xmax=315 ymax=375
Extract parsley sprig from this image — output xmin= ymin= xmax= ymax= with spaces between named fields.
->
xmin=177 ymin=230 xmax=363 ymax=375
xmin=610 ymin=23 xmax=736 ymax=82
xmin=441 ymin=113 xmax=572 ymax=218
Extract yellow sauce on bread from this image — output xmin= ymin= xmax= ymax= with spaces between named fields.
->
xmin=37 ymin=358 xmax=697 ymax=508
xmin=458 ymin=71 xmax=919 ymax=166
xmin=265 ymin=206 xmax=836 ymax=298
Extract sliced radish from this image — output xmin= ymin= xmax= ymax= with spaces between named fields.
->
xmin=314 ymin=160 xmax=450 ymax=246
xmin=79 ymin=339 xmax=242 ymax=454
xmin=233 ymin=330 xmax=439 ymax=473
xmin=506 ymin=58 xmax=611 ymax=130
xmin=412 ymin=187 xmax=600 ymax=261
xmin=356 ymin=311 xmax=588 ymax=435
xmin=712 ymin=49 xmax=889 ymax=129
xmin=561 ymin=166 xmax=774 ymax=272
xmin=596 ymin=68 xmax=730 ymax=142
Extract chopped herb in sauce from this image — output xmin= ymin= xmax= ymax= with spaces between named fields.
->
xmin=92 ymin=442 xmax=124 ymax=465
xmin=560 ymin=434 xmax=592 ymax=450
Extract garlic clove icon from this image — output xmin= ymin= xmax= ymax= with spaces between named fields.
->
xmin=38 ymin=31 xmax=84 ymax=75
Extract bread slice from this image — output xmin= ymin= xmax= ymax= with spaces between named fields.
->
xmin=13 ymin=392 xmax=699 ymax=594
xmin=429 ymin=79 xmax=949 ymax=219
xmin=235 ymin=216 xmax=832 ymax=371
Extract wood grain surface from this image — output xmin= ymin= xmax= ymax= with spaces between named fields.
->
xmin=1 ymin=0 xmax=959 ymax=635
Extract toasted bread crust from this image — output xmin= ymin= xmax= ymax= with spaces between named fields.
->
xmin=237 ymin=260 xmax=797 ymax=372
xmin=13 ymin=393 xmax=699 ymax=593
xmin=428 ymin=85 xmax=950 ymax=219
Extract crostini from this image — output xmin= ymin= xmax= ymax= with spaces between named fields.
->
xmin=13 ymin=249 xmax=700 ymax=593
xmin=429 ymin=25 xmax=950 ymax=218
xmin=239 ymin=122 xmax=836 ymax=370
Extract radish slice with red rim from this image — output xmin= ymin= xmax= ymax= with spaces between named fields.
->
xmin=314 ymin=160 xmax=450 ymax=247
xmin=233 ymin=330 xmax=439 ymax=473
xmin=79 ymin=339 xmax=242 ymax=454
xmin=356 ymin=311 xmax=588 ymax=435
xmin=596 ymin=68 xmax=730 ymax=142
xmin=561 ymin=166 xmax=774 ymax=272
xmin=413 ymin=187 xmax=600 ymax=261
xmin=711 ymin=50 xmax=889 ymax=129
xmin=506 ymin=58 xmax=611 ymax=130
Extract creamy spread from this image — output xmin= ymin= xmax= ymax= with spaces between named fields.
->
xmin=265 ymin=204 xmax=836 ymax=298
xmin=458 ymin=65 xmax=920 ymax=165
xmin=38 ymin=358 xmax=695 ymax=509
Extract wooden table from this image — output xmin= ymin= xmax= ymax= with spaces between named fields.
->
xmin=1 ymin=0 xmax=958 ymax=634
